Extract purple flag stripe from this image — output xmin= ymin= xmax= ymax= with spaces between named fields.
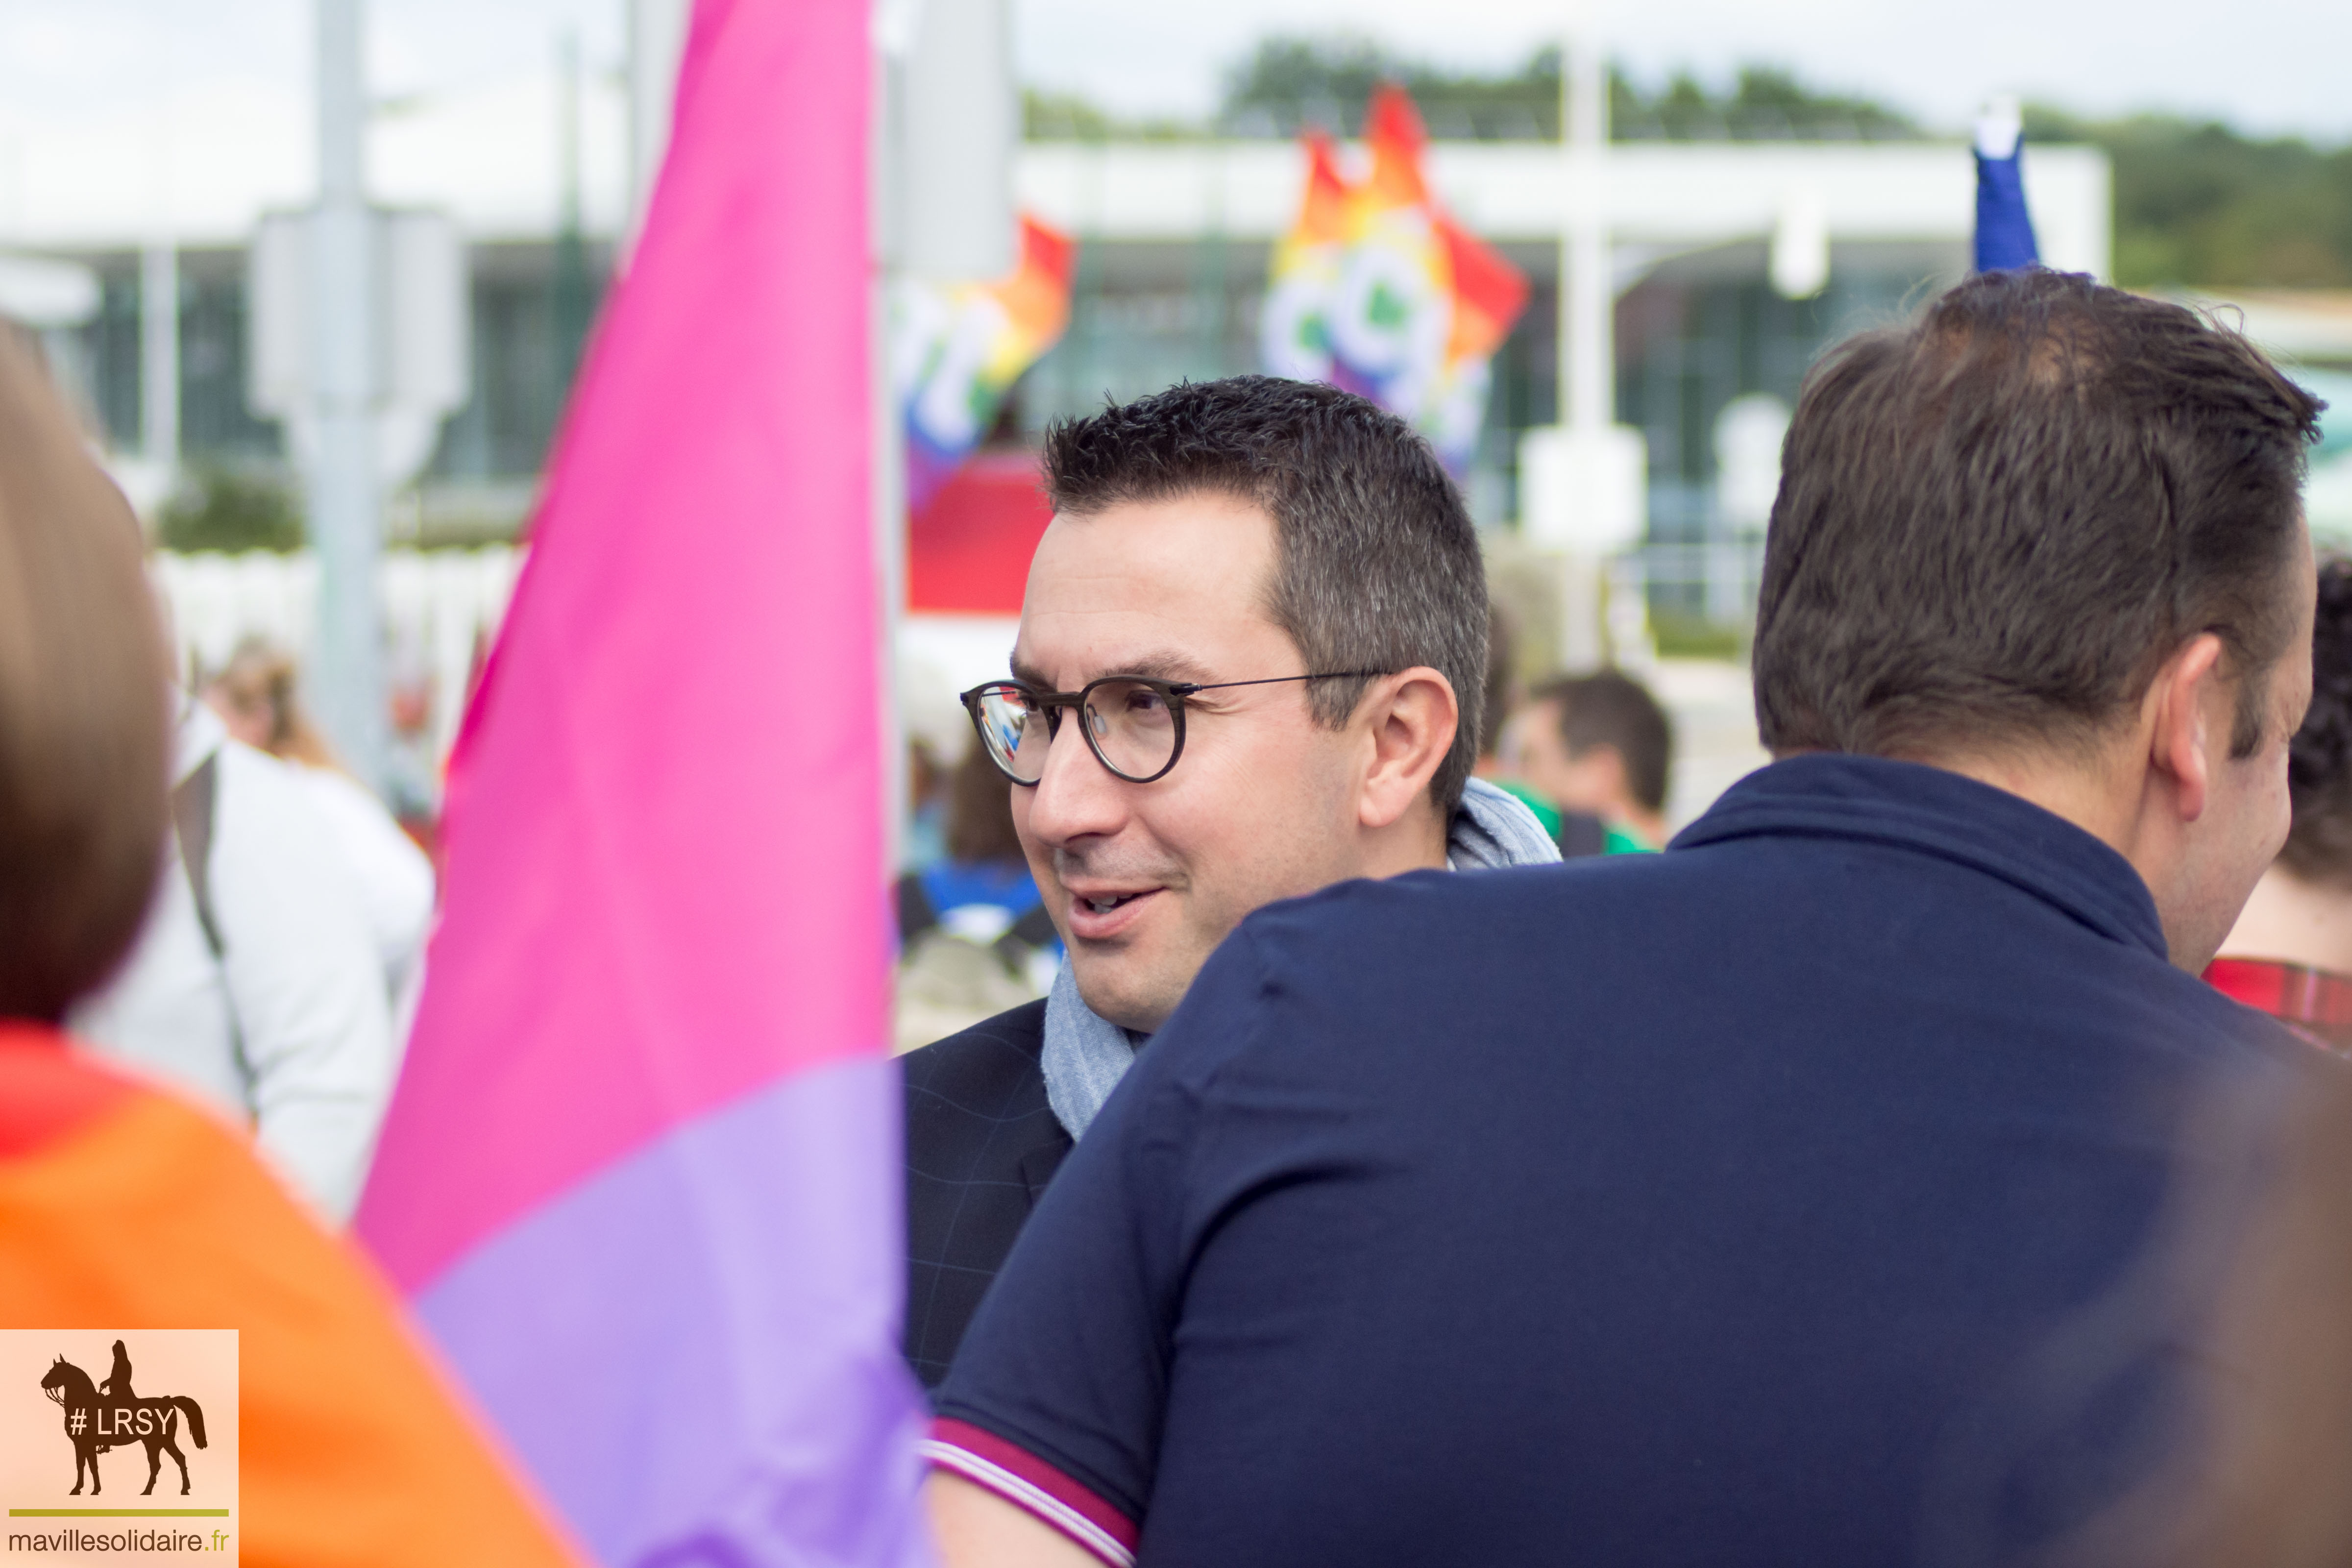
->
xmin=414 ymin=1059 xmax=932 ymax=1568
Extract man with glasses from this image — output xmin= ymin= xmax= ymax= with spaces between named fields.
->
xmin=901 ymin=376 xmax=1558 ymax=1392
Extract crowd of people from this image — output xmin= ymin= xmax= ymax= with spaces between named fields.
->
xmin=12 ymin=260 xmax=2352 ymax=1561
xmin=907 ymin=271 xmax=2352 ymax=1566
xmin=49 ymin=634 xmax=435 ymax=1227
xmin=62 ymin=637 xmax=432 ymax=1222
xmin=0 ymin=324 xmax=579 ymax=1563
xmin=0 ymin=329 xmax=433 ymax=1233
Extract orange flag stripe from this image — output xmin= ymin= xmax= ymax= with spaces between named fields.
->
xmin=0 ymin=1033 xmax=584 ymax=1568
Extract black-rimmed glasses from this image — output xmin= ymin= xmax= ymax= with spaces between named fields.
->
xmin=960 ymin=671 xmax=1387 ymax=785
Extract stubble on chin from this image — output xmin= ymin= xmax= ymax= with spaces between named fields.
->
xmin=1069 ymin=918 xmax=1206 ymax=1035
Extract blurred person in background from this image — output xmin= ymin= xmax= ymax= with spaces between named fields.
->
xmin=1472 ymin=606 xmax=1609 ymax=858
xmin=203 ymin=635 xmax=438 ymax=1002
xmin=903 ymin=735 xmax=950 ymax=872
xmin=1509 ymin=668 xmax=1675 ymax=853
xmin=902 ymin=377 xmax=1558 ymax=1393
xmin=73 ymin=659 xmax=395 ymax=1224
xmin=0 ymin=325 xmax=581 ymax=1565
xmin=895 ymin=743 xmax=1060 ymax=1054
xmin=927 ymin=272 xmax=2329 ymax=1567
xmin=2208 ymin=556 xmax=2352 ymax=1049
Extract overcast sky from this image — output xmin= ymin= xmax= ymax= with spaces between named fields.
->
xmin=0 ymin=0 xmax=2345 ymax=243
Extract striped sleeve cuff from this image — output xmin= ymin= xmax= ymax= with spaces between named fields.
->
xmin=923 ymin=1417 xmax=1141 ymax=1567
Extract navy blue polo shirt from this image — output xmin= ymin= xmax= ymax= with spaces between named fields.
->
xmin=928 ymin=755 xmax=2313 ymax=1567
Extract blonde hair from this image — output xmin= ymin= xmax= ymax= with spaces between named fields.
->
xmin=204 ymin=637 xmax=340 ymax=769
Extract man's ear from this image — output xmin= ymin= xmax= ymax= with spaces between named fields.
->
xmin=2146 ymin=632 xmax=2228 ymax=825
xmin=1358 ymin=668 xmax=1458 ymax=830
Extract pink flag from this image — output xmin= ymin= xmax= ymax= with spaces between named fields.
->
xmin=354 ymin=1 xmax=931 ymax=1562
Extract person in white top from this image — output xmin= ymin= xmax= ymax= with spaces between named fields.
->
xmin=70 ymin=697 xmax=396 ymax=1222
xmin=202 ymin=637 xmax=437 ymax=997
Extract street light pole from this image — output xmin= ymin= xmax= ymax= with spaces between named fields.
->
xmin=624 ymin=0 xmax=689 ymax=258
xmin=1542 ymin=4 xmax=1616 ymax=669
xmin=140 ymin=104 xmax=178 ymax=484
xmin=1561 ymin=6 xmax=1609 ymax=442
xmin=309 ymin=0 xmax=386 ymax=789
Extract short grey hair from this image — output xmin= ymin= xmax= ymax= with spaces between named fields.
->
xmin=1042 ymin=376 xmax=1489 ymax=811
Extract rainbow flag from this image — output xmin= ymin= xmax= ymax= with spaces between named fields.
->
xmin=1260 ymin=85 xmax=1528 ymax=470
xmin=896 ymin=215 xmax=1077 ymax=512
xmin=0 ymin=1026 xmax=582 ymax=1567
xmin=1260 ymin=133 xmax=1351 ymax=384
xmin=353 ymin=1 xmax=930 ymax=1564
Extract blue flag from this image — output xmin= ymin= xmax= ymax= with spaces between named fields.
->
xmin=1973 ymin=100 xmax=2040 ymax=272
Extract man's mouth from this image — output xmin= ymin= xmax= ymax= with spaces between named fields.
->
xmin=1064 ymin=886 xmax=1162 ymax=939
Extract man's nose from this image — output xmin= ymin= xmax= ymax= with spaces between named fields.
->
xmin=1021 ymin=714 xmax=1129 ymax=847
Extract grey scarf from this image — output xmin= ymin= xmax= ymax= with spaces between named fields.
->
xmin=1042 ymin=777 xmax=1563 ymax=1140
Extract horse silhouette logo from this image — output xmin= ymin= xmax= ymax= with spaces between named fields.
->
xmin=37 ymin=1340 xmax=208 ymax=1495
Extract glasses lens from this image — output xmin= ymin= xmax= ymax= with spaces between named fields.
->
xmin=1082 ymin=679 xmax=1179 ymax=781
xmin=974 ymin=685 xmax=1049 ymax=782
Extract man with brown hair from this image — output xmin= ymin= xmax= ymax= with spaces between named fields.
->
xmin=928 ymin=271 xmax=2333 ymax=1567
xmin=1512 ymin=668 xmax=1675 ymax=852
xmin=901 ymin=377 xmax=1557 ymax=1391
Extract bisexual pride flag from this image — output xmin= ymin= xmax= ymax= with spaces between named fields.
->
xmin=895 ymin=215 xmax=1077 ymax=512
xmin=1261 ymin=85 xmax=1529 ymax=470
xmin=354 ymin=1 xmax=931 ymax=1564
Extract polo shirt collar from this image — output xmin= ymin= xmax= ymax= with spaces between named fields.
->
xmin=1673 ymin=753 xmax=2169 ymax=961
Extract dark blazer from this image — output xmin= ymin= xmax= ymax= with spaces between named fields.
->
xmin=902 ymin=998 xmax=1072 ymax=1391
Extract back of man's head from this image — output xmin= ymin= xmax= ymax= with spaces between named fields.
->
xmin=1755 ymin=269 xmax=2322 ymax=763
xmin=1043 ymin=376 xmax=1489 ymax=811
xmin=1533 ymin=670 xmax=1674 ymax=816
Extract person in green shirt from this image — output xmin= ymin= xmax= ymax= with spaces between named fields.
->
xmin=1512 ymin=670 xmax=1675 ymax=854
xmin=1471 ymin=608 xmax=1565 ymax=841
